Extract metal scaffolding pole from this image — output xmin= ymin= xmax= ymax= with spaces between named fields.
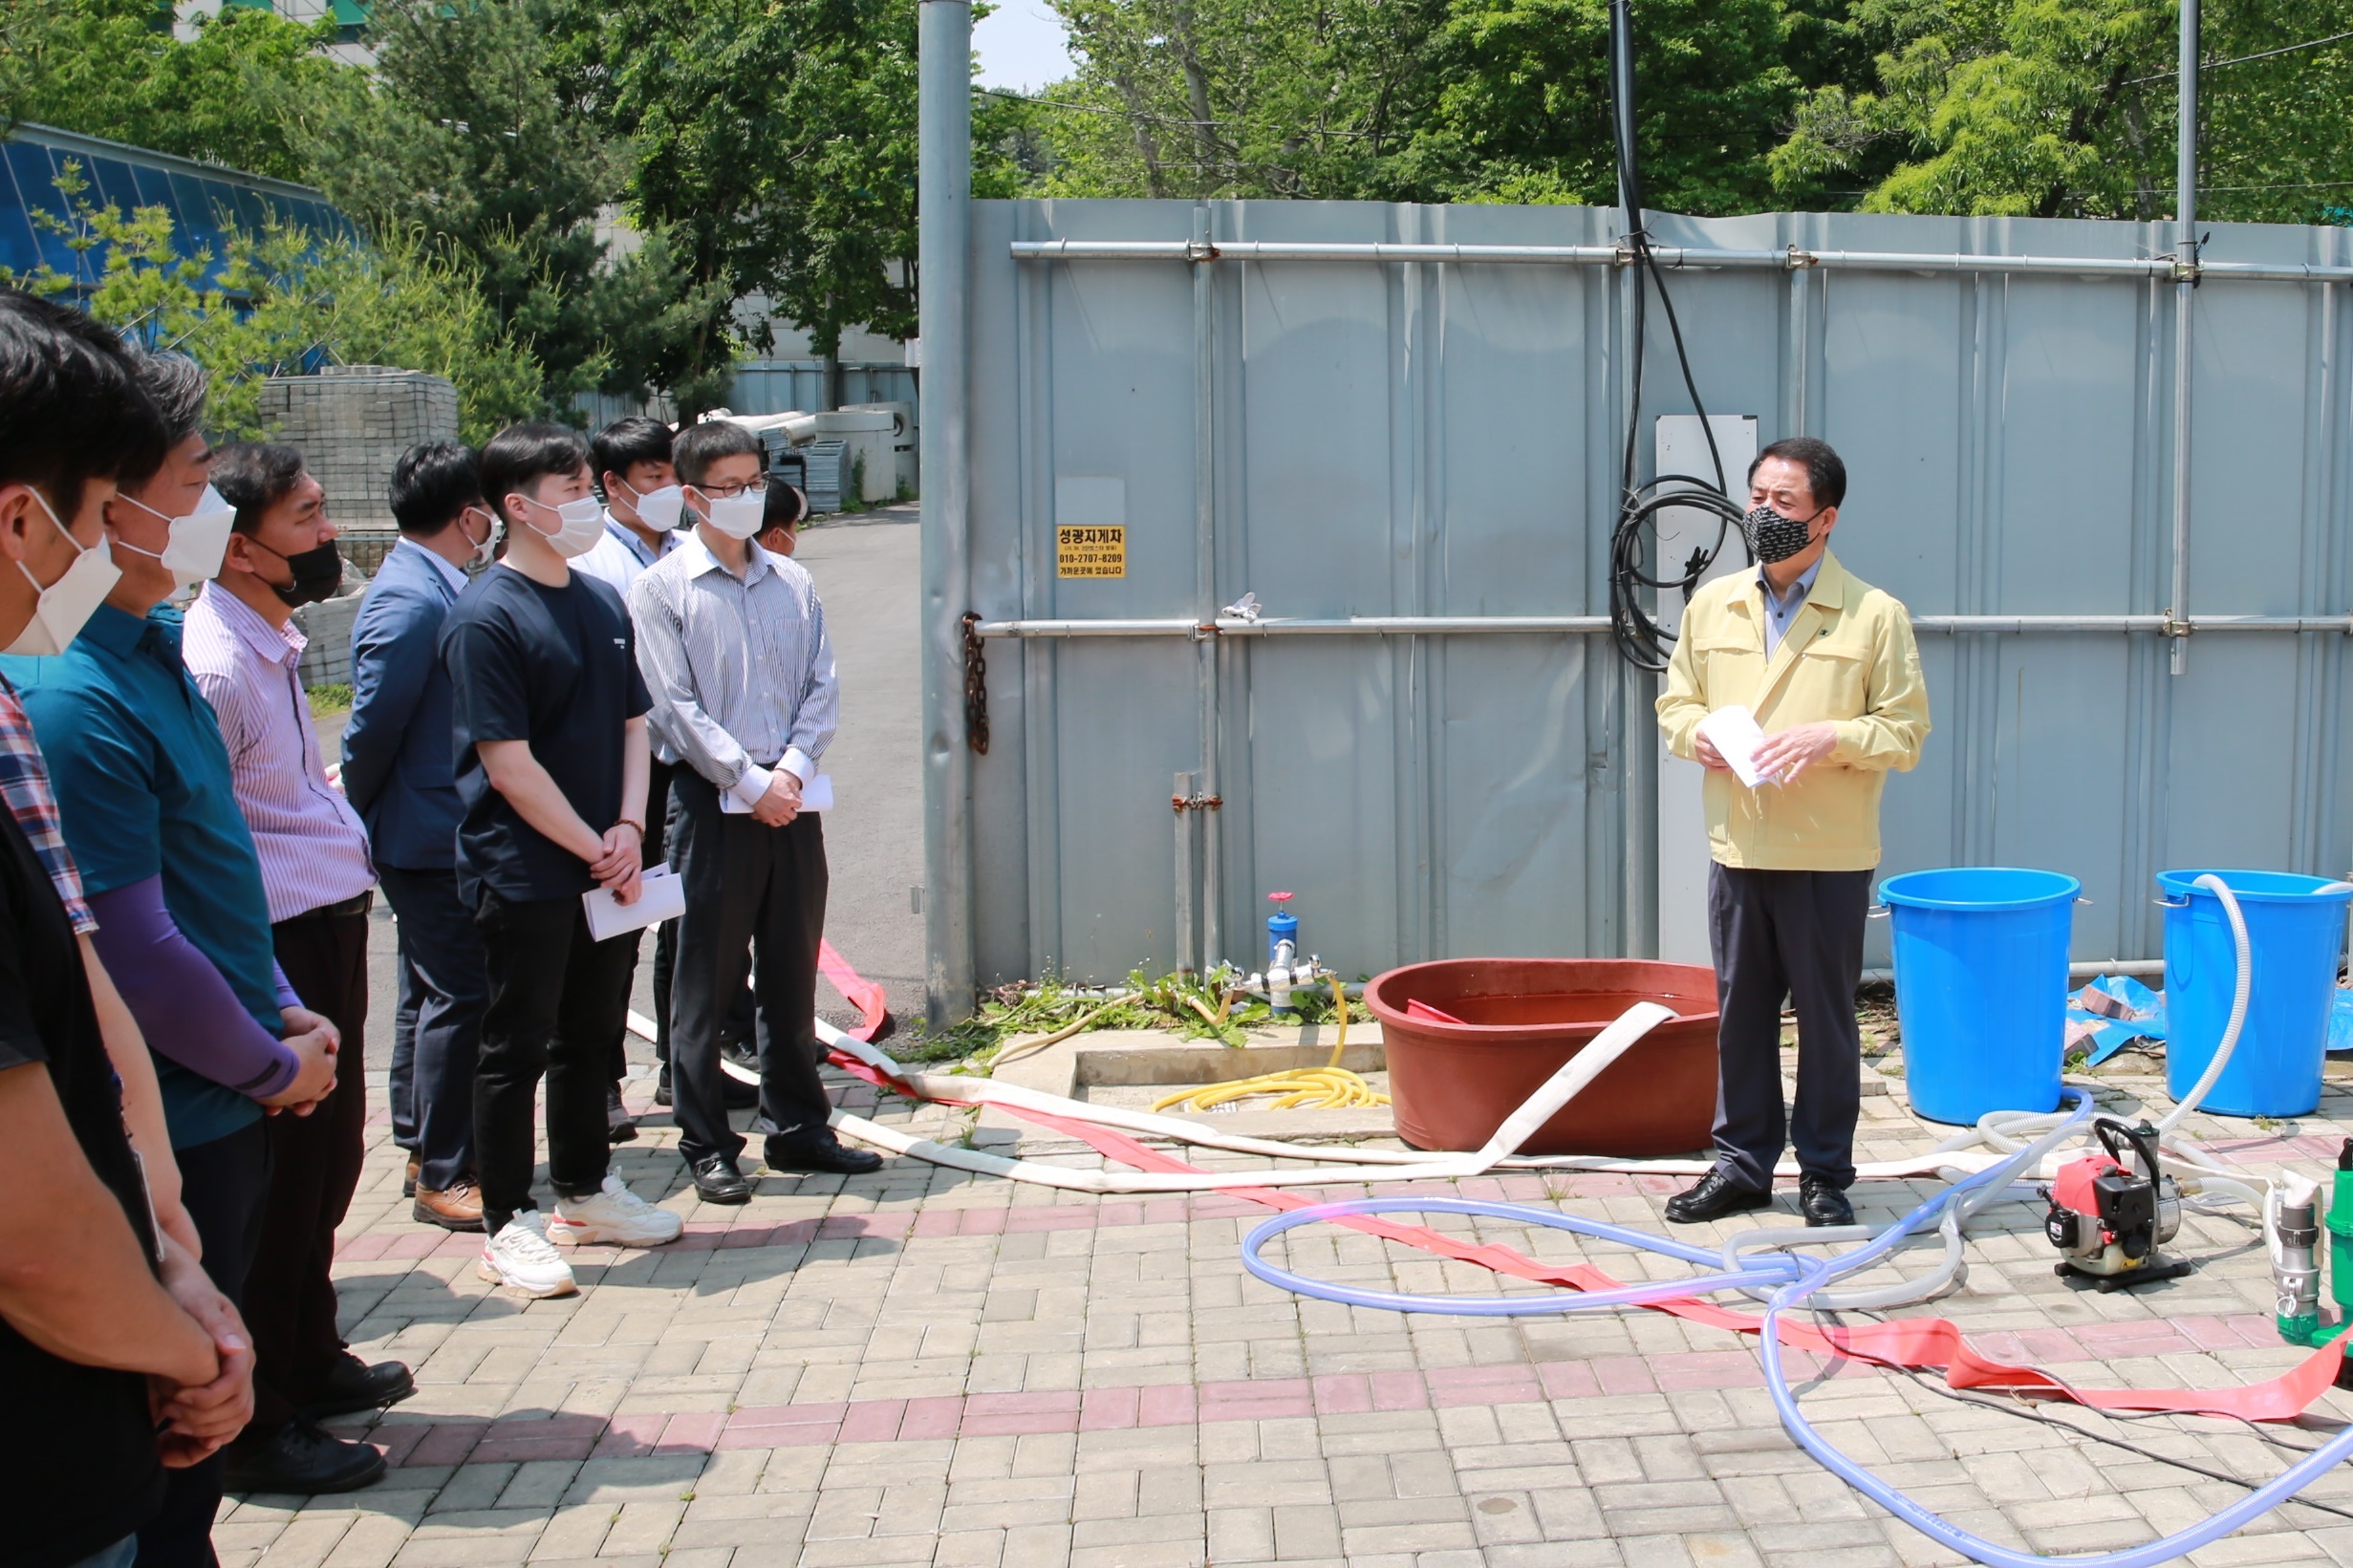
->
xmin=917 ymin=0 xmax=975 ymax=1025
xmin=2171 ymin=0 xmax=2202 ymax=676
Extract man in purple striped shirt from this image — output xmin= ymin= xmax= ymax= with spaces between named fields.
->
xmin=184 ymin=441 xmax=405 ymax=1494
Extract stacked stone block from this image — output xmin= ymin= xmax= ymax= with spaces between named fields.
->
xmin=260 ymin=366 xmax=459 ymax=686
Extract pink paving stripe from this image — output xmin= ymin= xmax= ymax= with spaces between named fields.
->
xmin=356 ymin=1311 xmax=2280 ymax=1468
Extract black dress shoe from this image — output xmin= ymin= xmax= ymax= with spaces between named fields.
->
xmin=763 ymin=1130 xmax=884 ymax=1176
xmin=1800 ymin=1175 xmax=1855 ymax=1228
xmin=690 ymin=1152 xmax=753 ymax=1204
xmin=1663 ymin=1169 xmax=1774 ymax=1225
xmin=224 ymin=1417 xmax=386 ymax=1494
xmin=654 ymin=1067 xmax=672 ymax=1106
xmin=302 ymin=1355 xmax=415 ymax=1419
xmin=607 ymin=1084 xmax=637 ymax=1144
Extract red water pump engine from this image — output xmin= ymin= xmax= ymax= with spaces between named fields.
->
xmin=2043 ymin=1118 xmax=2191 ymax=1292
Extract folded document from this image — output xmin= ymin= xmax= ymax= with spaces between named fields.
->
xmin=583 ymin=864 xmax=685 ymax=942
xmin=720 ymin=772 xmax=834 ymax=816
xmin=1695 ymin=704 xmax=1776 ymax=788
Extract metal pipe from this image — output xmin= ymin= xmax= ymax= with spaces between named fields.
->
xmin=917 ymin=0 xmax=975 ymax=1025
xmin=2171 ymin=0 xmax=2201 ymax=677
xmin=972 ymin=612 xmax=2350 ymax=638
xmin=1173 ymin=770 xmax=1196 ymax=976
xmin=1012 ymin=238 xmax=2353 ymax=284
xmin=1192 ymin=205 xmax=1222 ymax=969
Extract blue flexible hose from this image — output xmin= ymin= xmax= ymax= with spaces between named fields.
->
xmin=1240 ymin=1088 xmax=2353 ymax=1565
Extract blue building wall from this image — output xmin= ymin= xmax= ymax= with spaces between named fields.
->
xmin=1 ymin=121 xmax=354 ymax=292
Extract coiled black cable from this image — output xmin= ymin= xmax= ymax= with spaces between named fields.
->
xmin=1603 ymin=0 xmax=1748 ymax=673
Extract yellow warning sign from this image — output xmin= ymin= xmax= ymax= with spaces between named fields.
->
xmin=1056 ymin=525 xmax=1127 ymax=578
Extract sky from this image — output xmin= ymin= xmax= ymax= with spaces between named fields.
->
xmin=974 ymin=0 xmax=1075 ymax=92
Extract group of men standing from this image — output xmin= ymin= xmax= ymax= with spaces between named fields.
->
xmin=0 ymin=287 xmax=878 ymax=1568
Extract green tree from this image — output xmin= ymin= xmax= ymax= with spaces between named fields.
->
xmin=305 ymin=0 xmax=712 ymax=410
xmin=555 ymin=0 xmax=1022 ymax=414
xmin=1770 ymin=0 xmax=2353 ymax=223
xmin=1027 ymin=0 xmax=1796 ymax=213
xmin=0 ymin=0 xmax=359 ymax=183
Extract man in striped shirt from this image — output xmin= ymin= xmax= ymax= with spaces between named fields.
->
xmin=186 ymin=441 xmax=406 ymax=1493
xmin=631 ymin=419 xmax=880 ymax=1204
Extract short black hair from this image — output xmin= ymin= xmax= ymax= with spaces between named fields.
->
xmin=389 ymin=440 xmax=483 ymax=535
xmin=479 ymin=422 xmax=591 ymax=526
xmin=211 ymin=441 xmax=309 ymax=537
xmin=760 ymin=481 xmax=808 ymax=537
xmin=591 ymin=416 xmax=673 ymax=486
xmin=1748 ymin=436 xmax=1846 ymax=511
xmin=134 ymin=353 xmax=208 ymax=461
xmin=0 ymin=290 xmax=167 ymax=517
xmin=673 ymin=419 xmax=762 ymax=488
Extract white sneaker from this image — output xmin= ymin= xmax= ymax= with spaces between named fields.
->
xmin=478 ymin=1212 xmax=577 ymax=1298
xmin=549 ymin=1174 xmax=685 ymax=1248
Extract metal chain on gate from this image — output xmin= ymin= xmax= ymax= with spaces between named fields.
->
xmin=961 ymin=612 xmax=990 ymax=755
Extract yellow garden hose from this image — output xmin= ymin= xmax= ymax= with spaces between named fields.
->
xmin=1152 ymin=979 xmax=1392 ymax=1113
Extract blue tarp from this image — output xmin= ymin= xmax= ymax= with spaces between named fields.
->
xmin=2068 ymin=976 xmax=2353 ymax=1062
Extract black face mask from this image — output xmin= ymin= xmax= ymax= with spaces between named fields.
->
xmin=253 ymin=538 xmax=344 ymax=608
xmin=1742 ymin=504 xmax=1820 ymax=566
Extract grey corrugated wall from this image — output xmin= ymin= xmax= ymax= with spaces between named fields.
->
xmin=936 ymin=200 xmax=2353 ymax=989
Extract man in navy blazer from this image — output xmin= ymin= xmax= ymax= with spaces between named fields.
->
xmin=343 ymin=441 xmax=499 ymax=1232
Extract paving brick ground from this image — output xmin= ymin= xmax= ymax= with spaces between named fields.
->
xmin=220 ymin=972 xmax=2353 ymax=1568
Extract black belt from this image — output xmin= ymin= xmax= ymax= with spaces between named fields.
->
xmin=290 ymin=891 xmax=375 ymax=922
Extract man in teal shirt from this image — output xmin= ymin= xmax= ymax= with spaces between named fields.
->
xmin=0 ymin=355 xmax=369 ymax=1511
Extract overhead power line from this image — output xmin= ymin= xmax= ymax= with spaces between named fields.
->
xmin=2125 ymin=28 xmax=2353 ymax=84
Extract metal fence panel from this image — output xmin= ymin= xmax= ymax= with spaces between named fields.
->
xmin=942 ymin=199 xmax=2353 ymax=990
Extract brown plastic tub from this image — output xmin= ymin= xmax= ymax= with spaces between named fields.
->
xmin=1366 ymin=958 xmax=1720 ymax=1156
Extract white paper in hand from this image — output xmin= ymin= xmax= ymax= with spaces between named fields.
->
xmin=583 ymin=864 xmax=685 ymax=942
xmin=1695 ymin=704 xmax=1775 ymax=788
xmin=722 ymin=771 xmax=833 ymax=816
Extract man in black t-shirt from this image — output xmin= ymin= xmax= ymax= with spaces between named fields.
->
xmin=441 ymin=423 xmax=684 ymax=1300
xmin=0 ymin=289 xmax=256 ymax=1568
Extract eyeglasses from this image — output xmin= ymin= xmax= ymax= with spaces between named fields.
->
xmin=699 ymin=479 xmax=768 ymax=500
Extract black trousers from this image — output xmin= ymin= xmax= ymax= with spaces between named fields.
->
xmin=472 ymin=889 xmax=638 ymax=1235
xmin=246 ymin=908 xmax=371 ymax=1432
xmin=1707 ymin=864 xmax=1872 ymax=1192
xmin=136 ymin=1120 xmax=269 ymax=1568
xmin=378 ymin=865 xmax=486 ymax=1192
xmin=666 ymin=770 xmax=831 ymax=1164
xmin=608 ymin=759 xmax=678 ymax=1085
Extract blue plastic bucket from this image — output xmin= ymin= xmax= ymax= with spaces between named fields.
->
xmin=2158 ymin=870 xmax=2353 ymax=1118
xmin=1879 ymin=868 xmax=2079 ymax=1125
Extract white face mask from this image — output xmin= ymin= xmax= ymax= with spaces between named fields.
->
xmin=460 ymin=506 xmax=503 ymax=569
xmin=699 ymin=489 xmax=766 ymax=541
xmin=520 ymin=494 xmax=605 ymax=559
xmin=7 ymin=487 xmax=122 ymax=657
xmin=112 ymin=483 xmax=236 ymax=590
xmin=625 ymin=482 xmax=685 ymax=532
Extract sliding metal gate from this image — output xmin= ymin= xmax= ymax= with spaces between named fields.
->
xmin=918 ymin=197 xmax=2353 ymax=1012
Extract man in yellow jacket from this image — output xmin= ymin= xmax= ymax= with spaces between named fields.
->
xmin=1654 ymin=437 xmax=1930 ymax=1228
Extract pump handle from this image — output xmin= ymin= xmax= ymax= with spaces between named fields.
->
xmin=2092 ymin=1116 xmax=2166 ymax=1185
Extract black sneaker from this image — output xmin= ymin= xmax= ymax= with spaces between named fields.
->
xmin=1663 ymin=1169 xmax=1773 ymax=1225
xmin=607 ymin=1084 xmax=637 ymax=1144
xmin=654 ymin=1067 xmax=672 ymax=1107
xmin=302 ymin=1355 xmax=415 ymax=1420
xmin=224 ymin=1417 xmax=386 ymax=1494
